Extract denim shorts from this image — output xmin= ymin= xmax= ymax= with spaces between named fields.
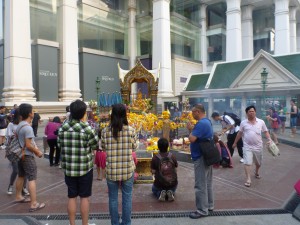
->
xmin=65 ymin=169 xmax=93 ymax=198
xmin=290 ymin=117 xmax=297 ymax=128
xmin=18 ymin=155 xmax=37 ymax=181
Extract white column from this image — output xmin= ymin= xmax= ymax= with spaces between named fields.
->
xmin=285 ymin=95 xmax=291 ymax=127
xmin=152 ymin=0 xmax=173 ymax=98
xmin=241 ymin=96 xmax=247 ymax=119
xmin=57 ymin=0 xmax=81 ymax=101
xmin=128 ymin=0 xmax=137 ymax=68
xmin=297 ymin=23 xmax=300 ymax=52
xmin=289 ymin=7 xmax=297 ymax=53
xmin=208 ymin=97 xmax=213 ymax=120
xmin=241 ymin=5 xmax=254 ymax=59
xmin=226 ymin=0 xmax=242 ymax=61
xmin=200 ymin=4 xmax=207 ymax=72
xmin=2 ymin=0 xmax=36 ymax=102
xmin=274 ymin=0 xmax=290 ymax=55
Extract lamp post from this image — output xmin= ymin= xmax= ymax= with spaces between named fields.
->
xmin=96 ymin=76 xmax=100 ymax=114
xmin=261 ymin=68 xmax=268 ymax=118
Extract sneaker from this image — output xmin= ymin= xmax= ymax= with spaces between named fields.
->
xmin=240 ymin=158 xmax=244 ymax=163
xmin=158 ymin=190 xmax=166 ymax=201
xmin=22 ymin=188 xmax=30 ymax=196
xmin=7 ymin=185 xmax=13 ymax=195
xmin=189 ymin=211 xmax=205 ymax=219
xmin=166 ymin=190 xmax=175 ymax=201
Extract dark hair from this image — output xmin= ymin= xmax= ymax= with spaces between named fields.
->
xmin=12 ymin=108 xmax=21 ymax=125
xmin=245 ymin=105 xmax=256 ymax=113
xmin=66 ymin=106 xmax=70 ymax=112
xmin=52 ymin=116 xmax=61 ymax=123
xmin=291 ymin=99 xmax=296 ymax=104
xmin=0 ymin=106 xmax=5 ymax=110
xmin=110 ymin=104 xmax=128 ymax=139
xmin=19 ymin=103 xmax=33 ymax=120
xmin=211 ymin=112 xmax=219 ymax=118
xmin=213 ymin=133 xmax=226 ymax=148
xmin=193 ymin=104 xmax=205 ymax=113
xmin=157 ymin=138 xmax=169 ymax=153
xmin=70 ymin=100 xmax=87 ymax=120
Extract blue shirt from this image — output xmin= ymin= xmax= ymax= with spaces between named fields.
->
xmin=190 ymin=118 xmax=213 ymax=161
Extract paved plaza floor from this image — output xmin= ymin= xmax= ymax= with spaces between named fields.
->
xmin=0 ymin=122 xmax=299 ymax=225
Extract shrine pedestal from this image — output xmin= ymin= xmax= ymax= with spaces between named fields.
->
xmin=135 ymin=150 xmax=154 ymax=184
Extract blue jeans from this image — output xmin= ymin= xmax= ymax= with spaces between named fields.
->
xmin=107 ymin=174 xmax=134 ymax=225
xmin=152 ymin=184 xmax=177 ymax=199
xmin=194 ymin=156 xmax=214 ymax=215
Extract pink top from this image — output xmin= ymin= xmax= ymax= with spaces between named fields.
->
xmin=239 ymin=118 xmax=268 ymax=151
xmin=44 ymin=122 xmax=61 ymax=140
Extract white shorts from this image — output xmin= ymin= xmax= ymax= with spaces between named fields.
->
xmin=0 ymin=128 xmax=6 ymax=136
xmin=243 ymin=147 xmax=263 ymax=166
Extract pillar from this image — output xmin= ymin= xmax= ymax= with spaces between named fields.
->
xmin=128 ymin=0 xmax=137 ymax=68
xmin=297 ymin=23 xmax=300 ymax=52
xmin=274 ymin=0 xmax=290 ymax=55
xmin=57 ymin=0 xmax=81 ymax=101
xmin=152 ymin=0 xmax=173 ymax=99
xmin=289 ymin=7 xmax=297 ymax=53
xmin=226 ymin=0 xmax=242 ymax=61
xmin=200 ymin=4 xmax=207 ymax=72
xmin=2 ymin=0 xmax=36 ymax=102
xmin=241 ymin=5 xmax=254 ymax=59
xmin=208 ymin=97 xmax=213 ymax=119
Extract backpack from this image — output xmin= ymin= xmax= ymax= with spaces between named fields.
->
xmin=5 ymin=124 xmax=28 ymax=163
xmin=156 ymin=153 xmax=177 ymax=188
xmin=223 ymin=112 xmax=241 ymax=126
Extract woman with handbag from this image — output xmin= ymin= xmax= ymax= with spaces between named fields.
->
xmin=266 ymin=107 xmax=280 ymax=145
xmin=44 ymin=116 xmax=61 ymax=166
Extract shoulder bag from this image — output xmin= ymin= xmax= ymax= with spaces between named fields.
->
xmin=199 ymin=138 xmax=221 ymax=166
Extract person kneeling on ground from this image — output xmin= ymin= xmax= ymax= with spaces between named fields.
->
xmin=151 ymin=138 xmax=178 ymax=202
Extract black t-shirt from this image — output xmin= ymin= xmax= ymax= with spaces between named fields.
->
xmin=151 ymin=152 xmax=178 ymax=189
xmin=32 ymin=113 xmax=41 ymax=126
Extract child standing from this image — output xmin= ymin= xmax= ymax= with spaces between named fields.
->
xmin=213 ymin=133 xmax=233 ymax=168
xmin=94 ymin=131 xmax=106 ymax=180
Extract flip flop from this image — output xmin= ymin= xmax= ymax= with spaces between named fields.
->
xmin=15 ymin=198 xmax=31 ymax=203
xmin=29 ymin=202 xmax=45 ymax=212
xmin=244 ymin=182 xmax=251 ymax=187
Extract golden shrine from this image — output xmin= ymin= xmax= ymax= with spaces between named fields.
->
xmin=118 ymin=59 xmax=160 ymax=183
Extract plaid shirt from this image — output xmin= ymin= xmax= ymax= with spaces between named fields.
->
xmin=101 ymin=125 xmax=138 ymax=181
xmin=57 ymin=119 xmax=98 ymax=177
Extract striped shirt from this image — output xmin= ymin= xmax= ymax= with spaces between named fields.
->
xmin=101 ymin=125 xmax=138 ymax=181
xmin=57 ymin=119 xmax=99 ymax=177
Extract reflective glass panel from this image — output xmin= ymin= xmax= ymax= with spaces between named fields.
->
xmin=78 ymin=2 xmax=128 ymax=55
xmin=30 ymin=0 xmax=58 ymax=42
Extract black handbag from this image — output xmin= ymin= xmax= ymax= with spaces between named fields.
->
xmin=199 ymin=138 xmax=221 ymax=166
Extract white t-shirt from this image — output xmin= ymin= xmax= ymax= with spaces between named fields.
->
xmin=239 ymin=117 xmax=268 ymax=151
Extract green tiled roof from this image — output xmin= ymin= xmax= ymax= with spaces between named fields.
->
xmin=185 ymin=73 xmax=210 ymax=91
xmin=209 ymin=60 xmax=251 ymax=89
xmin=273 ymin=54 xmax=300 ymax=79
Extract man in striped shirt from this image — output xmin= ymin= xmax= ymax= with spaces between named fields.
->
xmin=58 ymin=100 xmax=98 ymax=225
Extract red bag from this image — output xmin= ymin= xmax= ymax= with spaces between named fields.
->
xmin=272 ymin=120 xmax=279 ymax=129
xmin=294 ymin=179 xmax=300 ymax=195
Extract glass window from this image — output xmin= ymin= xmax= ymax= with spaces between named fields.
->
xmin=207 ymin=3 xmax=226 ymax=28
xmin=207 ymin=34 xmax=226 ymax=62
xmin=136 ymin=0 xmax=152 ymax=56
xmin=170 ymin=2 xmax=201 ymax=61
xmin=253 ymin=8 xmax=275 ymax=55
xmin=78 ymin=2 xmax=128 ymax=55
xmin=30 ymin=0 xmax=58 ymax=42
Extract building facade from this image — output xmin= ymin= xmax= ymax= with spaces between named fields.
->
xmin=0 ymin=0 xmax=300 ymax=114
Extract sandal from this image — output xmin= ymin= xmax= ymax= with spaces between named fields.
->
xmin=29 ymin=202 xmax=45 ymax=212
xmin=244 ymin=182 xmax=251 ymax=187
xmin=15 ymin=197 xmax=31 ymax=203
xmin=255 ymin=173 xmax=262 ymax=179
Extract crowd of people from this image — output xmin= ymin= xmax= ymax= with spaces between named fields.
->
xmin=0 ymin=99 xmax=298 ymax=224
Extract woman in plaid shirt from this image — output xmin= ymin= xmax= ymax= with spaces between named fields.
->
xmin=101 ymin=104 xmax=138 ymax=225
